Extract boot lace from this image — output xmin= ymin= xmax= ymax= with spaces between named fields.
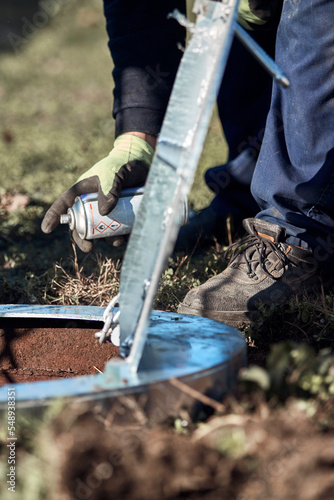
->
xmin=224 ymin=232 xmax=288 ymax=280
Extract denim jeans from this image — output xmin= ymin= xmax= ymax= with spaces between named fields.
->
xmin=252 ymin=0 xmax=334 ymax=263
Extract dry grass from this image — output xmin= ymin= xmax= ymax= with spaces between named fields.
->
xmin=50 ymin=254 xmax=121 ymax=307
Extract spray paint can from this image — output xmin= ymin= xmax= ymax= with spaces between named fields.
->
xmin=60 ymin=187 xmax=188 ymax=240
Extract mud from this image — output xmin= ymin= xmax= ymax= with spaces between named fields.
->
xmin=0 ymin=318 xmax=118 ymax=385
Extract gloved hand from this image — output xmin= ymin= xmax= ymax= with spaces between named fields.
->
xmin=238 ymin=0 xmax=283 ymax=31
xmin=41 ymin=134 xmax=155 ymax=252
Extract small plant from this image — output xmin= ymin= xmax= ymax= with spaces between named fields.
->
xmin=240 ymin=341 xmax=334 ymax=404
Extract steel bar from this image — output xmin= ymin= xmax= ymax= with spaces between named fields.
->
xmin=235 ymin=23 xmax=290 ymax=88
xmin=117 ymin=0 xmax=240 ymax=370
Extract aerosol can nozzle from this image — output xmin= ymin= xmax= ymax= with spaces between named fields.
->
xmin=60 ymin=213 xmax=71 ymax=225
xmin=60 ymin=209 xmax=75 ymax=231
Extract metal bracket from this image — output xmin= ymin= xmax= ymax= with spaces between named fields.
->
xmin=116 ymin=0 xmax=240 ymax=370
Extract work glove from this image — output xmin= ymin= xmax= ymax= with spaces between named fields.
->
xmin=238 ymin=0 xmax=283 ymax=31
xmin=41 ymin=134 xmax=155 ymax=252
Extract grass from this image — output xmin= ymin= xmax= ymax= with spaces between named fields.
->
xmin=0 ymin=0 xmax=225 ymax=207
xmin=0 ymin=1 xmax=113 ymax=203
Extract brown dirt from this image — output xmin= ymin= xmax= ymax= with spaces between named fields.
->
xmin=0 ymin=318 xmax=118 ymax=384
xmin=54 ymin=399 xmax=334 ymax=500
xmin=1 ymin=320 xmax=333 ymax=499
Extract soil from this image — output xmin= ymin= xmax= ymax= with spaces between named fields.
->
xmin=1 ymin=318 xmax=334 ymax=499
xmin=55 ymin=399 xmax=334 ymax=500
xmin=0 ymin=318 xmax=118 ymax=384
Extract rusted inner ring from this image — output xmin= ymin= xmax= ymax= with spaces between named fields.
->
xmin=0 ymin=317 xmax=118 ymax=385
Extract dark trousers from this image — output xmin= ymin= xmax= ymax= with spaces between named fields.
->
xmin=206 ymin=29 xmax=276 ymax=222
xmin=252 ymin=0 xmax=334 ymax=261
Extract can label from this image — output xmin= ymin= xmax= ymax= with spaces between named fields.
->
xmin=78 ymin=191 xmax=143 ymax=240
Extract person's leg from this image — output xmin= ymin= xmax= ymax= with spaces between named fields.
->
xmin=179 ymin=0 xmax=334 ymax=326
xmin=217 ymin=29 xmax=276 ymax=161
xmin=174 ymin=147 xmax=259 ymax=252
xmin=252 ymin=0 xmax=334 ymax=262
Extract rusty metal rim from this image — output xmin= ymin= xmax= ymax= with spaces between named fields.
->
xmin=0 ymin=305 xmax=246 ymax=409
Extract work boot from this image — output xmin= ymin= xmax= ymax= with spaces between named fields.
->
xmin=178 ymin=218 xmax=329 ymax=328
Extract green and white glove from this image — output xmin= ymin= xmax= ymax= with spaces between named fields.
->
xmin=41 ymin=134 xmax=154 ymax=252
xmin=238 ymin=0 xmax=283 ymax=31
